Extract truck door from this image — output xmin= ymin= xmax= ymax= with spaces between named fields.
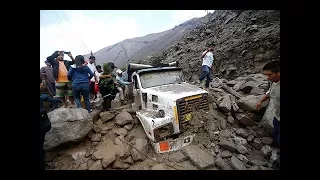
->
xmin=132 ymin=75 xmax=142 ymax=108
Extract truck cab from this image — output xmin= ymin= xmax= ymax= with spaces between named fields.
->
xmin=127 ymin=62 xmax=210 ymax=153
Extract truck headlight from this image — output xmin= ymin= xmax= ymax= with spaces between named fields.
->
xmin=153 ymin=122 xmax=174 ymax=141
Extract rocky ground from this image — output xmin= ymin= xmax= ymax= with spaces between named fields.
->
xmin=44 ymin=72 xmax=280 ymax=170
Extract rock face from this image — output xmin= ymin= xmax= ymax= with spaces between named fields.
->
xmin=147 ymin=10 xmax=280 ymax=82
xmin=44 ymin=108 xmax=93 ymax=150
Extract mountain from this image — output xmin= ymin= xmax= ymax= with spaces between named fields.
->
xmin=142 ymin=10 xmax=280 ymax=81
xmin=84 ymin=17 xmax=206 ymax=69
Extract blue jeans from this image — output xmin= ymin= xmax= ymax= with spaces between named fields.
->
xmin=40 ymin=94 xmax=59 ymax=111
xmin=73 ymin=83 xmax=90 ymax=112
xmin=273 ymin=117 xmax=280 ymax=146
xmin=199 ymin=65 xmax=214 ymax=88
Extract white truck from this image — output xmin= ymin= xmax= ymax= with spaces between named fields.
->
xmin=127 ymin=62 xmax=210 ymax=153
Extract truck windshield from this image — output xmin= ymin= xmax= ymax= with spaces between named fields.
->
xmin=139 ymin=70 xmax=184 ymax=88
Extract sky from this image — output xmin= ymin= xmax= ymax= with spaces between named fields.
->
xmin=40 ymin=10 xmax=215 ymax=68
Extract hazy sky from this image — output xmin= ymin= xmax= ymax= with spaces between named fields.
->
xmin=40 ymin=10 xmax=215 ymax=68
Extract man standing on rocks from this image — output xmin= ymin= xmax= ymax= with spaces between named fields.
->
xmin=198 ymin=47 xmax=215 ymax=90
xmin=256 ymin=61 xmax=280 ymax=147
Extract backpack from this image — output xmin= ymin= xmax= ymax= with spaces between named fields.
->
xmin=98 ymin=77 xmax=119 ymax=98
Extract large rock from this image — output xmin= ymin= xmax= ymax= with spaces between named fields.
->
xmin=236 ymin=144 xmax=249 ymax=154
xmin=230 ymin=156 xmax=246 ymax=170
xmin=182 ymin=145 xmax=215 ymax=169
xmin=218 ymin=140 xmax=236 ymax=152
xmin=221 ymin=150 xmax=233 ymax=158
xmin=215 ymin=157 xmax=232 ymax=170
xmin=236 ymin=95 xmax=268 ymax=112
xmin=235 ymin=128 xmax=249 ymax=138
xmin=115 ymin=111 xmax=134 ymax=126
xmin=44 ymin=108 xmax=93 ymax=150
xmin=261 ymin=137 xmax=273 ymax=145
xmin=169 ymin=151 xmax=187 ymax=163
xmin=235 ymin=113 xmax=258 ymax=126
xmin=259 ymin=98 xmax=276 ymax=129
xmin=131 ymin=138 xmax=148 ymax=161
xmin=239 ymin=81 xmax=258 ymax=94
xmin=99 ymin=111 xmax=115 ymax=123
xmin=219 ymin=94 xmax=232 ymax=112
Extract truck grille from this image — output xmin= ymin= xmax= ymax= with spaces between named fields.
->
xmin=176 ymin=93 xmax=209 ymax=124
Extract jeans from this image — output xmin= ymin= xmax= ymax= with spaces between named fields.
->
xmin=40 ymin=94 xmax=59 ymax=111
xmin=199 ymin=65 xmax=214 ymax=88
xmin=73 ymin=83 xmax=91 ymax=112
xmin=273 ymin=117 xmax=280 ymax=146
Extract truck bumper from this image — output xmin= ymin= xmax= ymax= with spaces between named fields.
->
xmin=150 ymin=134 xmax=195 ymax=153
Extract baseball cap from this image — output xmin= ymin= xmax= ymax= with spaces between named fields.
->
xmin=116 ymin=69 xmax=123 ymax=74
xmin=89 ymin=56 xmax=96 ymax=60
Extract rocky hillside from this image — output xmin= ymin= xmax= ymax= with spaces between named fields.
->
xmin=84 ymin=17 xmax=205 ymax=68
xmin=142 ymin=10 xmax=280 ymax=81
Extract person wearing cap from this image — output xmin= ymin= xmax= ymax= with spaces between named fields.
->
xmin=40 ymin=60 xmax=56 ymax=95
xmin=115 ymin=69 xmax=131 ymax=103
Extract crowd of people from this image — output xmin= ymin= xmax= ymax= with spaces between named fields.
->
xmin=40 ymin=50 xmax=132 ymax=113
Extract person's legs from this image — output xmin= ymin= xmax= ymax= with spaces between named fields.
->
xmin=67 ymin=82 xmax=74 ymax=107
xmin=40 ymin=94 xmax=59 ymax=109
xmin=72 ymin=85 xmax=82 ymax=108
xmin=273 ymin=117 xmax=280 ymax=146
xmin=117 ymin=87 xmax=124 ymax=101
xmin=199 ymin=65 xmax=210 ymax=82
xmin=55 ymin=82 xmax=67 ymax=107
xmin=81 ymin=83 xmax=91 ymax=112
xmin=205 ymin=67 xmax=213 ymax=88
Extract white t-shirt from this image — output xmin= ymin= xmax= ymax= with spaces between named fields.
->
xmin=202 ymin=51 xmax=214 ymax=68
xmin=87 ymin=63 xmax=97 ymax=82
xmin=95 ymin=71 xmax=102 ymax=84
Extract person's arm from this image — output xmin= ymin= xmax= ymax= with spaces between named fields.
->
xmin=256 ymin=93 xmax=270 ymax=109
xmin=87 ymin=66 xmax=94 ymax=80
xmin=67 ymin=67 xmax=74 ymax=81
xmin=66 ymin=52 xmax=75 ymax=66
xmin=201 ymin=50 xmax=208 ymax=59
xmin=117 ymin=76 xmax=131 ymax=86
xmin=99 ymin=74 xmax=112 ymax=79
xmin=46 ymin=51 xmax=59 ymax=66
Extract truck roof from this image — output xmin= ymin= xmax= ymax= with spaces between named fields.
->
xmin=136 ymin=67 xmax=182 ymax=75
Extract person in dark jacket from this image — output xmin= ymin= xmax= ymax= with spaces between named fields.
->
xmin=40 ymin=76 xmax=59 ymax=111
xmin=99 ymin=63 xmax=118 ymax=111
xmin=46 ymin=51 xmax=75 ymax=108
xmin=68 ymin=55 xmax=94 ymax=112
xmin=40 ymin=78 xmax=52 ymax=170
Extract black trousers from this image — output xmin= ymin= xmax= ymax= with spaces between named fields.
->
xmin=40 ymin=110 xmax=51 ymax=170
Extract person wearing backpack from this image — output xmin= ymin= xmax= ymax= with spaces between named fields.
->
xmin=98 ymin=63 xmax=118 ymax=111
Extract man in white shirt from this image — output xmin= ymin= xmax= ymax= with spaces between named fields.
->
xmin=199 ymin=47 xmax=215 ymax=89
xmin=87 ymin=56 xmax=97 ymax=99
xmin=256 ymin=61 xmax=280 ymax=147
